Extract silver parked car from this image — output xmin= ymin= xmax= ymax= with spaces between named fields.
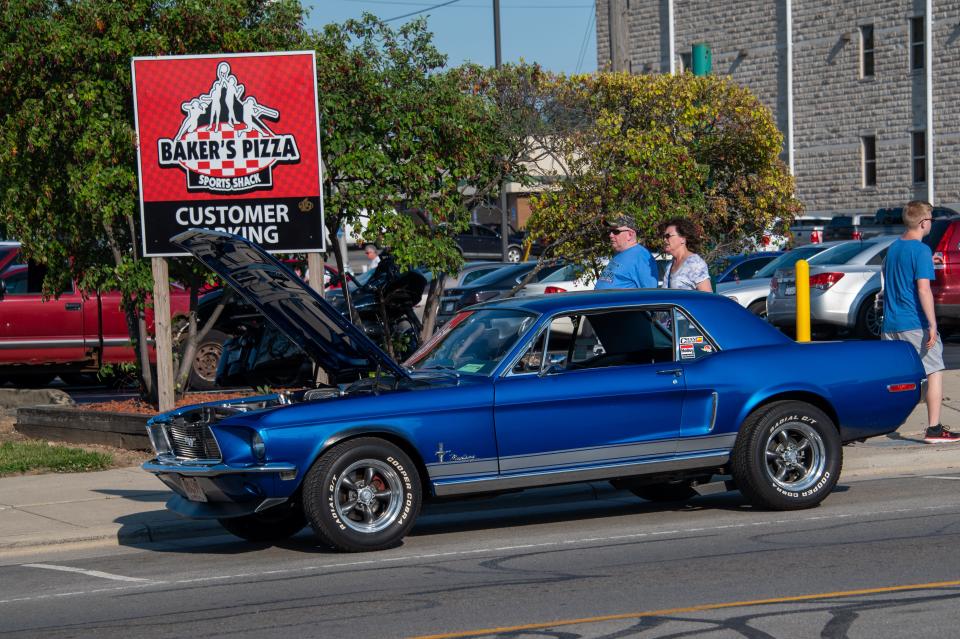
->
xmin=766 ymin=236 xmax=898 ymax=338
xmin=717 ymin=242 xmax=845 ymax=317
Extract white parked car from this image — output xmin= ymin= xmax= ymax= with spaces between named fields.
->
xmin=718 ymin=242 xmax=845 ymax=317
xmin=766 ymin=236 xmax=898 ymax=339
xmin=514 ymin=262 xmax=596 ymax=297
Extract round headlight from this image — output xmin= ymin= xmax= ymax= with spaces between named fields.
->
xmin=251 ymin=432 xmax=266 ymax=462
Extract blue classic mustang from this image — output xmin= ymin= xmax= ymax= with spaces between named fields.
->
xmin=144 ymin=229 xmax=926 ymax=552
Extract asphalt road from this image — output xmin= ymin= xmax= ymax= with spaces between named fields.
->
xmin=2 ymin=474 xmax=960 ymax=638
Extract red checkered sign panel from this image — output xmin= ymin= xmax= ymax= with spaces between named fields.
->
xmin=132 ymin=51 xmax=324 ymax=256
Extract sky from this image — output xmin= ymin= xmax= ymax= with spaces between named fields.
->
xmin=306 ymin=0 xmax=598 ymax=75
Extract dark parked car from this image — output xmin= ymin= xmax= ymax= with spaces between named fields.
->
xmin=436 ymin=261 xmax=566 ymax=326
xmin=143 ymin=229 xmax=925 ymax=552
xmin=455 ymin=223 xmax=530 ymax=263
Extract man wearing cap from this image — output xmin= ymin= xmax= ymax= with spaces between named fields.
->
xmin=594 ymin=215 xmax=659 ymax=289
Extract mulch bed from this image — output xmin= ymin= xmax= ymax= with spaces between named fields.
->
xmin=77 ymin=392 xmax=253 ymax=416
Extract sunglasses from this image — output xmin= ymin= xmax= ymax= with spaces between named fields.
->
xmin=609 ymin=228 xmax=633 ymax=235
xmin=662 ymin=233 xmax=679 ymax=240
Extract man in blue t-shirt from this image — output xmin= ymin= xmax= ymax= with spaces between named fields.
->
xmin=594 ymin=215 xmax=659 ymax=289
xmin=882 ymin=200 xmax=957 ymax=442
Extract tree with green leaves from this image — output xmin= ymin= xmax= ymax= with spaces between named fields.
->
xmin=309 ymin=17 xmax=521 ymax=342
xmin=0 ymin=0 xmax=306 ymax=398
xmin=527 ymin=72 xmax=802 ymax=280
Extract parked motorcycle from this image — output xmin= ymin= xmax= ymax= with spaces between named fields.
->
xmin=213 ymin=251 xmax=427 ymax=388
xmin=331 ymin=251 xmax=427 ymax=362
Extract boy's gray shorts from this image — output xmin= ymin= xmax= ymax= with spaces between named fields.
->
xmin=882 ymin=328 xmax=945 ymax=375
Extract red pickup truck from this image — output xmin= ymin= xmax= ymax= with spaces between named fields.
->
xmin=0 ymin=258 xmax=199 ymax=387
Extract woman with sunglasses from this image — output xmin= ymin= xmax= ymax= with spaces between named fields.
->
xmin=661 ymin=217 xmax=713 ymax=292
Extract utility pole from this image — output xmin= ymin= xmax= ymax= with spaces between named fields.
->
xmin=495 ymin=0 xmax=510 ymax=261
xmin=608 ymin=0 xmax=629 ymax=72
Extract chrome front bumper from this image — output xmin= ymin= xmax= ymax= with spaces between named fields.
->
xmin=143 ymin=460 xmax=297 ymax=477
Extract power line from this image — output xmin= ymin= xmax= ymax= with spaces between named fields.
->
xmin=383 ymin=0 xmax=463 ymax=21
xmin=575 ymin=2 xmax=596 ymax=73
xmin=351 ymin=0 xmax=590 ymax=7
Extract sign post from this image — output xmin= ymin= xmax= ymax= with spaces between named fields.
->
xmin=132 ymin=51 xmax=326 ymax=407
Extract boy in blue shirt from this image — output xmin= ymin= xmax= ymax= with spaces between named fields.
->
xmin=882 ymin=200 xmax=957 ymax=442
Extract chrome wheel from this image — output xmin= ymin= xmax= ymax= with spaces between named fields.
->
xmin=763 ymin=422 xmax=826 ymax=492
xmin=334 ymin=459 xmax=405 ymax=534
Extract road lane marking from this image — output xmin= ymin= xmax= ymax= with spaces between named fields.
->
xmin=1 ymin=502 xmax=959 ymax=605
xmin=23 ymin=563 xmax=152 ymax=583
xmin=409 ymin=579 xmax=960 ymax=639
xmin=923 ymin=476 xmax=960 ymax=480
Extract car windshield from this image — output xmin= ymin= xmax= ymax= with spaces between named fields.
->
xmin=808 ymin=241 xmax=876 ymax=265
xmin=754 ymin=246 xmax=825 ymax=278
xmin=406 ymin=309 xmax=538 ymax=375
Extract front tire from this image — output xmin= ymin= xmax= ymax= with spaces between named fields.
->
xmin=218 ymin=501 xmax=306 ymax=543
xmin=731 ymin=401 xmax=841 ymax=510
xmin=303 ymin=438 xmax=421 ymax=552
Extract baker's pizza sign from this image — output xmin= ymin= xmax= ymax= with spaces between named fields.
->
xmin=132 ymin=52 xmax=324 ymax=256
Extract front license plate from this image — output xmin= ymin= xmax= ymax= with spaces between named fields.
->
xmin=181 ymin=476 xmax=207 ymax=502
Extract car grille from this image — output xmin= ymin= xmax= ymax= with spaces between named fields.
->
xmin=166 ymin=419 xmax=222 ymax=460
xmin=149 ymin=408 xmax=224 ymax=462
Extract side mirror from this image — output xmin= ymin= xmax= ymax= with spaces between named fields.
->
xmin=538 ymin=353 xmax=567 ymax=376
xmin=0 ymin=278 xmax=6 ymax=301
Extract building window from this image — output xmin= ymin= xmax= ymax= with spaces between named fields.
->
xmin=910 ymin=16 xmax=925 ymax=70
xmin=861 ymin=136 xmax=877 ymax=187
xmin=912 ymin=131 xmax=926 ymax=184
xmin=860 ymin=25 xmax=875 ymax=78
xmin=679 ymin=52 xmax=691 ymax=73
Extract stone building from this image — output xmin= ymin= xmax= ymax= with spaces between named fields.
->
xmin=596 ymin=1 xmax=960 ymax=216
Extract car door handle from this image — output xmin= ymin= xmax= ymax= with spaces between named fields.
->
xmin=656 ymin=368 xmax=683 ymax=377
xmin=64 ymin=302 xmax=81 ymax=311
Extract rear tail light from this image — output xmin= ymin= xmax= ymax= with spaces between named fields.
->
xmin=852 ymin=230 xmax=862 ymax=240
xmin=770 ymin=277 xmax=779 ymax=293
xmin=761 ymin=234 xmax=771 ymax=246
xmin=810 ymin=230 xmax=822 ymax=244
xmin=809 ymin=272 xmax=845 ymax=290
xmin=543 ymin=286 xmax=567 ymax=294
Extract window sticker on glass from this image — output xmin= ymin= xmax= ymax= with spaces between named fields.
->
xmin=674 ymin=309 xmax=715 ymax=361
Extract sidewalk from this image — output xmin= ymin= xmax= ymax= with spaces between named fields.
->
xmin=2 ymin=374 xmax=960 ymax=556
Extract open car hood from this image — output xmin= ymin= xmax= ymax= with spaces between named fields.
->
xmin=172 ymin=229 xmax=409 ymax=380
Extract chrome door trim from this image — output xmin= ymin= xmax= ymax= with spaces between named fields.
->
xmin=432 ymin=451 xmax=729 ymax=496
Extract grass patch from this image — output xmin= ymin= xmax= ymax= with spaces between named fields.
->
xmin=0 ymin=441 xmax=112 ymax=476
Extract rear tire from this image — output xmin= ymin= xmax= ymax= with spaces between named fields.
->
xmin=747 ymin=299 xmax=767 ymax=318
xmin=855 ymin=293 xmax=882 ymax=339
xmin=506 ymin=245 xmax=522 ymax=263
xmin=731 ymin=401 xmax=841 ymax=510
xmin=218 ymin=501 xmax=306 ymax=543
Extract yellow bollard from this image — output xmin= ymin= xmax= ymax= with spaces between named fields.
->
xmin=795 ymin=259 xmax=811 ymax=342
